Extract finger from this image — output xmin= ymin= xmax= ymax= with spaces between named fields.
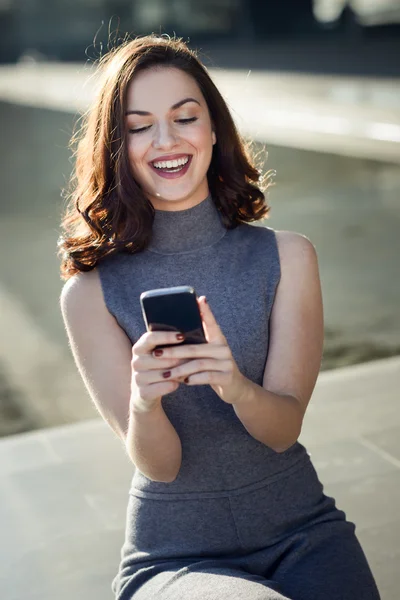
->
xmin=134 ymin=331 xmax=185 ymax=356
xmin=152 ymin=343 xmax=230 ymax=361
xmin=135 ymin=368 xmax=180 ymax=386
xmin=198 ymin=296 xmax=226 ymax=344
xmin=135 ymin=359 xmax=231 ymax=385
xmin=168 ymin=359 xmax=232 ymax=381
xmin=132 ymin=354 xmax=187 ymax=372
xmin=184 ymin=371 xmax=232 ymax=386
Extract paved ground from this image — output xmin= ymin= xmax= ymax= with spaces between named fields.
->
xmin=0 ymin=357 xmax=399 ymax=600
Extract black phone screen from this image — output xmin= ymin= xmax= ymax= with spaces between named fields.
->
xmin=140 ymin=287 xmax=207 ymax=347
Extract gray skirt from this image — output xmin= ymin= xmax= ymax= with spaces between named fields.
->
xmin=113 ymin=458 xmax=380 ymax=600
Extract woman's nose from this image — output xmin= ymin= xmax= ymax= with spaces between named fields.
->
xmin=152 ymin=122 xmax=178 ymax=150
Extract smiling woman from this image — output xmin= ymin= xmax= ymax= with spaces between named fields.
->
xmin=58 ymin=36 xmax=269 ymax=278
xmin=124 ymin=69 xmax=216 ymax=210
xmin=126 ymin=95 xmax=201 ymax=180
xmin=58 ymin=34 xmax=381 ymax=600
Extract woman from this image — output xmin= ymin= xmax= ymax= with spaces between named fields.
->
xmin=59 ymin=35 xmax=380 ymax=600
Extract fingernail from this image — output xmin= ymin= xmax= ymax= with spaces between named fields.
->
xmin=204 ymin=297 xmax=207 ymax=304
xmin=163 ymin=371 xmax=171 ymax=378
xmin=176 ymin=333 xmax=184 ymax=341
xmin=154 ymin=349 xmax=163 ymax=357
xmin=184 ymin=377 xmax=190 ymax=384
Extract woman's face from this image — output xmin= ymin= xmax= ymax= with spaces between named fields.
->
xmin=125 ymin=67 xmax=216 ymax=211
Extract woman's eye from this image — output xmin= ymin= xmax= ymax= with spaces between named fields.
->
xmin=176 ymin=117 xmax=198 ymax=124
xmin=129 ymin=125 xmax=151 ymax=134
xmin=128 ymin=118 xmax=197 ymax=134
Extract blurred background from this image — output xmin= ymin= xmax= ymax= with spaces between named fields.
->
xmin=1 ymin=2 xmax=400 ymax=599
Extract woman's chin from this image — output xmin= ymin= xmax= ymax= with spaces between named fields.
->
xmin=148 ymin=185 xmax=204 ymax=207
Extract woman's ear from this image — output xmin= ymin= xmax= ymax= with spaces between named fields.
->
xmin=212 ymin=130 xmax=217 ymax=145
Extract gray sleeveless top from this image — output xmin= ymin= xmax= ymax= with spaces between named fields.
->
xmin=97 ymin=195 xmax=309 ymax=499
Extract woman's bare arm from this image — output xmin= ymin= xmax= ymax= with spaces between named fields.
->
xmin=60 ymin=269 xmax=182 ymax=482
xmin=232 ymin=230 xmax=324 ymax=451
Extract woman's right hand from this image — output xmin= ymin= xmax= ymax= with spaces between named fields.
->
xmin=130 ymin=331 xmax=187 ymax=413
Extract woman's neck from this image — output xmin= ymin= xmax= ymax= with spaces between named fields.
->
xmin=147 ymin=194 xmax=227 ymax=255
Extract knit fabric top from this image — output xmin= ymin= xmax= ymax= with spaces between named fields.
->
xmin=97 ymin=194 xmax=309 ymax=499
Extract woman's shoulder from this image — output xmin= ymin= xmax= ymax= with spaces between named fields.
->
xmin=242 ymin=226 xmax=319 ymax=278
xmin=233 ymin=223 xmax=317 ymax=263
xmin=60 ymin=268 xmax=102 ymax=316
xmin=273 ymin=230 xmax=319 ymax=281
xmin=236 ymin=223 xmax=313 ymax=249
xmin=273 ymin=229 xmax=317 ymax=258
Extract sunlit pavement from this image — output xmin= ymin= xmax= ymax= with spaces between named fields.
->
xmin=0 ymin=64 xmax=399 ymax=599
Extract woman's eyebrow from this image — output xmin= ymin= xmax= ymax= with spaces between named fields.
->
xmin=125 ymin=97 xmax=201 ymax=116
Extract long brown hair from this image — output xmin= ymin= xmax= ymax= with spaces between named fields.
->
xmin=58 ymin=34 xmax=273 ymax=280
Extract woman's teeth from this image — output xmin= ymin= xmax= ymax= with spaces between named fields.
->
xmin=153 ymin=156 xmax=189 ymax=171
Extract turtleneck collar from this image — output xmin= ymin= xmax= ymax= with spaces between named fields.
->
xmin=147 ymin=194 xmax=227 ymax=255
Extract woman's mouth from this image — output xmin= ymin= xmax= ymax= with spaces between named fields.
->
xmin=150 ymin=155 xmax=192 ymax=179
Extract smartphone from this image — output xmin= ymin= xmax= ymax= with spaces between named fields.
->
xmin=140 ymin=286 xmax=207 ymax=349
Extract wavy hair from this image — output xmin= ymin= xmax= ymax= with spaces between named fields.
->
xmin=58 ymin=34 xmax=273 ymax=280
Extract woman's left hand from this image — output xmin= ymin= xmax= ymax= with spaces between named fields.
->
xmin=153 ymin=296 xmax=248 ymax=405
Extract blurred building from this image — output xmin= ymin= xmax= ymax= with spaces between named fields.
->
xmin=0 ymin=0 xmax=132 ymax=62
xmin=313 ymin=0 xmax=400 ymax=27
xmin=0 ymin=0 xmax=316 ymax=63
xmin=0 ymin=0 xmax=399 ymax=72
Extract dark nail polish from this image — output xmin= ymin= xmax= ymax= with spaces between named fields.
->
xmin=176 ymin=333 xmax=184 ymax=341
xmin=154 ymin=349 xmax=163 ymax=357
xmin=163 ymin=371 xmax=171 ymax=378
xmin=184 ymin=377 xmax=189 ymax=384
